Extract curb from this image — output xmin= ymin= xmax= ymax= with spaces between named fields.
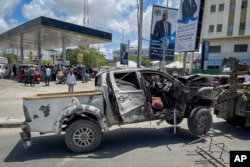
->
xmin=0 ymin=122 xmax=21 ymax=128
xmin=0 ymin=117 xmax=23 ymax=128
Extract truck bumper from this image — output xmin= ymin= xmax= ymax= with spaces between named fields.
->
xmin=20 ymin=122 xmax=32 ymax=149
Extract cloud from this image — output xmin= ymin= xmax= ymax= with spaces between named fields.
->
xmin=1 ymin=0 xmax=181 ymax=58
xmin=0 ymin=0 xmax=20 ymax=33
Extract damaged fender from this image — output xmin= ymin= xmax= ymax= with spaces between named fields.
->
xmin=53 ymin=97 xmax=108 ymax=134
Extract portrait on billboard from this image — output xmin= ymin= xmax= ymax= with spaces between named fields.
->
xmin=120 ymin=44 xmax=128 ymax=65
xmin=152 ymin=11 xmax=172 ymax=40
xmin=182 ymin=0 xmax=198 ymax=21
xmin=175 ymin=0 xmax=201 ymax=52
xmin=149 ymin=6 xmax=178 ymax=61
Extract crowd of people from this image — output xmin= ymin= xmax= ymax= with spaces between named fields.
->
xmin=11 ymin=64 xmax=94 ymax=92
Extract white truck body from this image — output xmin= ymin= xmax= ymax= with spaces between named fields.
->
xmin=22 ymin=91 xmax=107 ymax=134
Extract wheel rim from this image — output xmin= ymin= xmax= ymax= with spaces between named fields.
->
xmin=196 ymin=113 xmax=209 ymax=130
xmin=73 ymin=127 xmax=94 ymax=148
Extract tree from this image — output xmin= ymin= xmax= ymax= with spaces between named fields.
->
xmin=3 ymin=53 xmax=15 ymax=64
xmin=66 ymin=48 xmax=78 ymax=66
xmin=66 ymin=45 xmax=107 ymax=68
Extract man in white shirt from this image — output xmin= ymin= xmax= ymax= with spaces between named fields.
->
xmin=45 ymin=65 xmax=51 ymax=86
xmin=66 ymin=69 xmax=76 ymax=92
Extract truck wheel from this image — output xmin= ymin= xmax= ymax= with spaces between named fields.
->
xmin=65 ymin=119 xmax=102 ymax=153
xmin=187 ymin=107 xmax=212 ymax=135
xmin=166 ymin=117 xmax=184 ymax=125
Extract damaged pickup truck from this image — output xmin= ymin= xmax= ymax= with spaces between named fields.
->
xmin=20 ymin=69 xmax=215 ymax=153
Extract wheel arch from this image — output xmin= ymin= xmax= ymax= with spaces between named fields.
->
xmin=53 ymin=104 xmax=108 ymax=134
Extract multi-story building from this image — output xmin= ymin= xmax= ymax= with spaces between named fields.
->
xmin=201 ymin=0 xmax=250 ymax=69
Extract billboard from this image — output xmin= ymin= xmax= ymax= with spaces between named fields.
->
xmin=201 ymin=40 xmax=210 ymax=71
xmin=120 ymin=43 xmax=128 ymax=65
xmin=175 ymin=0 xmax=202 ymax=52
xmin=149 ymin=5 xmax=178 ymax=61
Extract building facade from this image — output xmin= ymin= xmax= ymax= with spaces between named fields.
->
xmin=201 ymin=0 xmax=250 ymax=68
xmin=113 ymin=48 xmax=149 ymax=58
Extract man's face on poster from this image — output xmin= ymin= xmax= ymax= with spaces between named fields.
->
xmin=162 ymin=12 xmax=168 ymax=21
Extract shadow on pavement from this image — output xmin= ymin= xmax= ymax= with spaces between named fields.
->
xmin=209 ymin=121 xmax=250 ymax=140
xmin=4 ymin=126 xmax=200 ymax=162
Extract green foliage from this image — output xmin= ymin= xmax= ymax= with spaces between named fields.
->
xmin=3 ymin=53 xmax=15 ymax=64
xmin=66 ymin=45 xmax=107 ymax=68
xmin=41 ymin=60 xmax=52 ymax=65
xmin=66 ymin=48 xmax=78 ymax=65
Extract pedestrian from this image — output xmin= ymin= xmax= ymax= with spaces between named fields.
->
xmin=66 ymin=69 xmax=76 ymax=92
xmin=24 ymin=66 xmax=29 ymax=86
xmin=29 ymin=65 xmax=35 ymax=87
xmin=45 ymin=65 xmax=51 ymax=86
xmin=51 ymin=66 xmax=57 ymax=81
xmin=12 ymin=64 xmax=17 ymax=77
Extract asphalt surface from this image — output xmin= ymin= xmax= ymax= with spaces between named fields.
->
xmin=0 ymin=77 xmax=95 ymax=128
xmin=1 ymin=76 xmax=250 ymax=167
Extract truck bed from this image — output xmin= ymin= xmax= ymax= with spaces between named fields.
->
xmin=22 ymin=90 xmax=104 ymax=133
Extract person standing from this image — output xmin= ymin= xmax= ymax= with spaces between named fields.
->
xmin=29 ymin=65 xmax=35 ymax=87
xmin=12 ymin=64 xmax=17 ymax=77
xmin=153 ymin=11 xmax=172 ymax=40
xmin=24 ymin=66 xmax=30 ymax=86
xmin=45 ymin=65 xmax=51 ymax=86
xmin=66 ymin=69 xmax=76 ymax=92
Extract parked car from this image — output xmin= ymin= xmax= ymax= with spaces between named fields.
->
xmin=0 ymin=63 xmax=10 ymax=79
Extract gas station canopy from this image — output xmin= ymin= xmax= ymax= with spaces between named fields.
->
xmin=0 ymin=16 xmax=112 ymax=51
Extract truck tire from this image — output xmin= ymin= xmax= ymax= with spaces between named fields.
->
xmin=166 ymin=117 xmax=184 ymax=125
xmin=65 ymin=119 xmax=102 ymax=153
xmin=187 ymin=107 xmax=212 ymax=135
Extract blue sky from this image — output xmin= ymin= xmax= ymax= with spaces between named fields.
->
xmin=0 ymin=0 xmax=180 ymax=58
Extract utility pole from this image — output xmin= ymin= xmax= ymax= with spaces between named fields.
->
xmin=83 ymin=0 xmax=89 ymax=27
xmin=161 ymin=0 xmax=169 ymax=72
xmin=137 ymin=0 xmax=143 ymax=68
xmin=122 ymin=29 xmax=124 ymax=43
xmin=128 ymin=40 xmax=130 ymax=67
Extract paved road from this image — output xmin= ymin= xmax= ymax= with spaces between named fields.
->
xmin=1 ymin=77 xmax=250 ymax=167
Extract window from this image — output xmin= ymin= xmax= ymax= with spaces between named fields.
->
xmin=219 ymin=4 xmax=224 ymax=11
xmin=239 ymin=22 xmax=246 ymax=30
xmin=114 ymin=72 xmax=139 ymax=90
xmin=234 ymin=44 xmax=248 ymax=52
xmin=217 ymin=24 xmax=222 ymax=32
xmin=210 ymin=5 xmax=216 ymax=12
xmin=209 ymin=46 xmax=221 ymax=53
xmin=209 ymin=25 xmax=214 ymax=33
xmin=230 ymin=2 xmax=235 ymax=11
xmin=242 ymin=0 xmax=248 ymax=9
xmin=228 ymin=24 xmax=233 ymax=32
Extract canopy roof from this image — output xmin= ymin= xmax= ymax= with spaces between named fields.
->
xmin=0 ymin=16 xmax=112 ymax=51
